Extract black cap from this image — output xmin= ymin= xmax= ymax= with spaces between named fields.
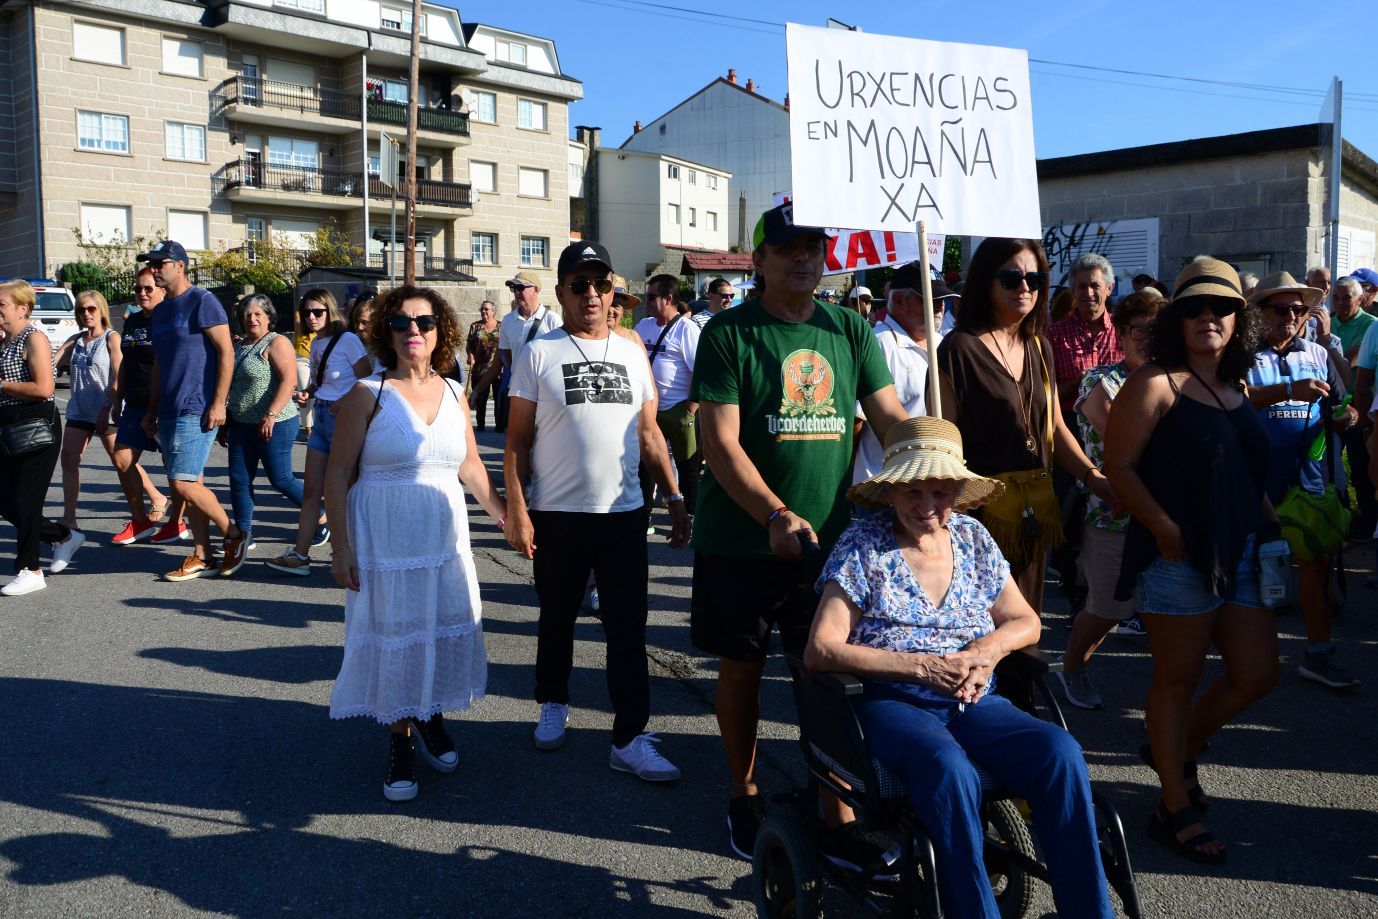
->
xmin=557 ymin=241 xmax=613 ymax=282
xmin=136 ymin=240 xmax=190 ymax=265
xmin=889 ymin=262 xmax=959 ymax=299
xmin=752 ymin=203 xmax=826 ymax=250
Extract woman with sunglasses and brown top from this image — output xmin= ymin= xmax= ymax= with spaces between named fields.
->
xmin=1104 ymin=258 xmax=1277 ymax=866
xmin=937 ymin=239 xmax=1116 ymax=618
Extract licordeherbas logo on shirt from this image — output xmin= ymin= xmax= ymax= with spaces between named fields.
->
xmin=562 ymin=360 xmax=632 ymax=405
xmin=768 ymin=349 xmax=847 ymax=441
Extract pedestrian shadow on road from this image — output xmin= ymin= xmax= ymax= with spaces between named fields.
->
xmin=139 ymin=644 xmax=342 ymax=684
xmin=120 ymin=595 xmax=340 ymax=629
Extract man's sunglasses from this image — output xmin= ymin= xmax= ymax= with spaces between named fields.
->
xmin=387 ymin=313 xmax=439 ymax=333
xmin=1265 ymin=304 xmax=1308 ymax=317
xmin=1177 ymin=300 xmax=1239 ymax=319
xmin=568 ymin=278 xmax=613 ymax=296
xmin=996 ymin=269 xmax=1047 ymax=291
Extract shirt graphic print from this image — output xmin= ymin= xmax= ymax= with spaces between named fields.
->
xmin=562 ymin=360 xmax=632 ymax=406
xmin=771 ymin=348 xmax=846 ymax=441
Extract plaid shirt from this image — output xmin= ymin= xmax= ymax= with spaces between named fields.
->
xmin=1048 ymin=310 xmax=1122 ymax=410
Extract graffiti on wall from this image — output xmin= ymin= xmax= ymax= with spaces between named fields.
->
xmin=1041 ymin=218 xmax=1160 ymax=297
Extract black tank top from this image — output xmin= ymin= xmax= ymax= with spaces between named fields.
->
xmin=1117 ymin=383 xmax=1269 ymax=602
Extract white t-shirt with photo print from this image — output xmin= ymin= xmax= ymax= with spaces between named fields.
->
xmin=509 ymin=327 xmax=657 ymax=513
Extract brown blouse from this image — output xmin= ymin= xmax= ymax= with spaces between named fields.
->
xmin=937 ymin=329 xmax=1055 ymax=476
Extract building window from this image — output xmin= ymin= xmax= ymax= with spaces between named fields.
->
xmin=471 ymin=232 xmax=497 ymax=265
xmin=472 ymin=91 xmax=496 ymax=123
xmin=707 ymin=211 xmax=718 ymax=231
xmin=517 ymin=99 xmax=547 ymax=131
xmin=167 ymin=210 xmax=208 ymax=251
xmin=79 ymin=204 xmax=130 ymax=244
xmin=707 ymin=174 xmax=718 ymax=189
xmin=380 ymin=7 xmax=425 ymax=35
xmin=688 ymin=170 xmax=697 ymax=186
xmin=162 ymin=37 xmax=203 ymax=78
xmin=165 ymin=122 xmax=206 ymax=161
xmin=77 ymin=111 xmax=129 ymax=153
xmin=569 ymin=162 xmax=585 ymax=195
xmin=470 ymin=161 xmax=496 ymax=193
xmin=688 ymin=207 xmax=697 ymax=227
xmin=274 ymin=0 xmax=325 ymax=13
xmin=268 ymin=137 xmax=318 ymax=168
xmin=517 ymin=167 xmax=547 ymax=198
xmin=667 ymin=164 xmax=679 ymax=180
xmin=497 ymin=40 xmax=527 ymax=65
xmin=520 ymin=236 xmax=548 ymax=268
xmin=381 ymin=79 xmax=408 ymax=103
xmin=73 ymin=22 xmax=125 ymax=66
xmin=668 ymin=203 xmax=680 ymax=225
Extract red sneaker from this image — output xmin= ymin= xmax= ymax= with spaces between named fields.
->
xmin=151 ymin=520 xmax=190 ymax=544
xmin=112 ymin=519 xmax=160 ymax=545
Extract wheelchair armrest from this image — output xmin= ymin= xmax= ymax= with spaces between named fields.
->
xmin=784 ymin=654 xmax=864 ymax=697
xmin=998 ymin=646 xmax=1054 ymax=678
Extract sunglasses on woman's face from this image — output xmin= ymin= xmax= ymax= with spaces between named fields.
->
xmin=1177 ymin=300 xmax=1238 ymax=319
xmin=304 ymin=308 xmax=327 ymax=318
xmin=387 ymin=313 xmax=438 ymax=333
xmin=996 ymin=269 xmax=1047 ymax=291
xmin=568 ymin=277 xmax=613 ymax=296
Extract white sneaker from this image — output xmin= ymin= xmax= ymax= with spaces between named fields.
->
xmin=610 ymin=733 xmax=681 ymax=782
xmin=2 ymin=569 xmax=46 ymax=596
xmin=590 ymin=588 xmax=600 ymax=611
xmin=534 ymin=702 xmax=569 ymax=750
xmin=49 ymin=530 xmax=86 ymax=574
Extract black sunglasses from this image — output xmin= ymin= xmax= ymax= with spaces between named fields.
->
xmin=568 ymin=278 xmax=613 ymax=296
xmin=1265 ymin=304 xmax=1308 ymax=317
xmin=304 ymin=308 xmax=327 ymax=318
xmin=387 ymin=313 xmax=439 ymax=333
xmin=1177 ymin=300 xmax=1239 ymax=319
xmin=996 ymin=269 xmax=1047 ymax=291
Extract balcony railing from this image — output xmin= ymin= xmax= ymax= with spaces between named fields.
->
xmin=214 ymin=75 xmax=360 ymax=120
xmin=367 ymin=98 xmax=470 ymax=137
xmin=216 ymin=160 xmax=472 ymax=210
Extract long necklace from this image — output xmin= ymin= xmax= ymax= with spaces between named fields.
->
xmin=566 ymin=330 xmax=614 ymax=395
xmin=987 ymin=330 xmax=1037 ymax=454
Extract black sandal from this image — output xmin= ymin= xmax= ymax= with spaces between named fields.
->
xmin=1148 ymin=801 xmax=1227 ymax=865
xmin=1139 ymin=743 xmax=1212 ymax=812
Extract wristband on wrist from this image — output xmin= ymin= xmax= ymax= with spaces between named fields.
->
xmin=765 ymin=506 xmax=789 ymax=527
xmin=497 ymin=516 xmax=507 ymax=528
xmin=666 ymin=493 xmax=685 ymax=503
xmin=1080 ymin=466 xmax=1095 ymax=485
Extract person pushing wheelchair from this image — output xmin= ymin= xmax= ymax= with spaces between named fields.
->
xmin=804 ymin=416 xmax=1113 ymax=918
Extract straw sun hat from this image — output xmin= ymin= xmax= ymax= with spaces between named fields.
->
xmin=847 ymin=417 xmax=1005 ymax=512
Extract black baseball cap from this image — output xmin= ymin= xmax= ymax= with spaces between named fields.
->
xmin=752 ymin=203 xmax=826 ymax=251
xmin=136 ymin=240 xmax=189 ymax=265
xmin=557 ymin=241 xmax=613 ymax=282
xmin=890 ymin=262 xmax=960 ymax=300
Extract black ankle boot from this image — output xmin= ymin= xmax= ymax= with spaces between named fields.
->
xmin=383 ymin=731 xmax=417 ymax=802
xmin=409 ymin=714 xmax=458 ymax=773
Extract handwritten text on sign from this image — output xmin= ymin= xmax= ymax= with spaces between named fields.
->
xmin=786 ymin=24 xmax=1040 ymax=239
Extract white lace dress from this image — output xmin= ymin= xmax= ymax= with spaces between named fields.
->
xmin=329 ymin=378 xmax=487 ymax=723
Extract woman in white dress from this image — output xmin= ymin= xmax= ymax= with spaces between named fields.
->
xmin=323 ymin=286 xmax=505 ymax=802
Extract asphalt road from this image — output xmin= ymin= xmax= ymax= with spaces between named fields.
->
xmin=1 ymin=411 xmax=1376 ymax=918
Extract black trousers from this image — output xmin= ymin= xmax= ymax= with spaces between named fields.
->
xmin=1343 ymin=426 xmax=1377 ymax=528
xmin=0 ymin=402 xmax=68 ymax=573
xmin=531 ymin=509 xmax=649 ymax=747
xmin=495 ymin=386 xmax=511 ymax=433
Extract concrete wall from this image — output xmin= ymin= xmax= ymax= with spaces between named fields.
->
xmin=0 ymin=7 xmax=44 ymax=277
xmin=1039 ymin=148 xmax=1319 ymax=280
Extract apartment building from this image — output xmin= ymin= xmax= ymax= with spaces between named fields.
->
xmin=0 ymin=0 xmax=581 ymax=302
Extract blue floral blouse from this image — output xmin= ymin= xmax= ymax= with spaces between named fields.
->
xmin=816 ymin=510 xmax=1012 ymax=701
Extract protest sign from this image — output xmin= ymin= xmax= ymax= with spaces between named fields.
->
xmin=786 ymin=23 xmax=1040 ymax=239
xmin=773 ymin=193 xmax=944 ymax=273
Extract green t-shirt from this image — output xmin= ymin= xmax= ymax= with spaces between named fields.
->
xmin=1334 ymin=308 xmax=1376 ymax=358
xmin=690 ymin=298 xmax=893 ymax=559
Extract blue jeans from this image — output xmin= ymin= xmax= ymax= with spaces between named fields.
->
xmin=854 ymin=684 xmax=1112 ymax=919
xmin=227 ymin=416 xmax=303 ymax=536
xmin=1137 ymin=533 xmax=1262 ymax=615
xmin=162 ymin=413 xmax=216 ymax=482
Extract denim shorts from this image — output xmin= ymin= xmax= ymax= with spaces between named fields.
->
xmin=1137 ymin=534 xmax=1263 ymax=615
xmin=162 ymin=413 xmax=215 ymax=482
xmin=307 ymin=399 xmax=336 ymax=453
xmin=114 ymin=407 xmax=159 ymax=453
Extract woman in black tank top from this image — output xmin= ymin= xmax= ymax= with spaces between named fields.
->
xmin=1103 ymin=260 xmax=1280 ymax=867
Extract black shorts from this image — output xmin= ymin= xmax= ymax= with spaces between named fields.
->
xmin=690 ymin=551 xmax=824 ymax=663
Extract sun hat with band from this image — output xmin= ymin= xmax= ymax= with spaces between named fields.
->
xmin=848 ymin=416 xmax=1005 ymax=512
xmin=610 ymin=274 xmax=640 ymax=308
xmin=1171 ymin=258 xmax=1245 ymax=305
xmin=1246 ymin=270 xmax=1324 ymax=309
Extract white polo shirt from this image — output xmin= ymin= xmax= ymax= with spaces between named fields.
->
xmin=633 ymin=314 xmax=701 ymax=409
xmin=852 ymin=315 xmax=942 ymax=483
xmin=498 ymin=305 xmax=560 ymax=370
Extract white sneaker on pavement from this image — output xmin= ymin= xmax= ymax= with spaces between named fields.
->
xmin=534 ymin=702 xmax=569 ymax=750
xmin=610 ymin=733 xmax=681 ymax=782
xmin=2 ymin=569 xmax=46 ymax=596
xmin=49 ymin=530 xmax=86 ymax=574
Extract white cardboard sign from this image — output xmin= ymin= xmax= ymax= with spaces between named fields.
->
xmin=786 ymin=23 xmax=1041 ymax=239
xmin=774 ymin=192 xmax=943 ymax=272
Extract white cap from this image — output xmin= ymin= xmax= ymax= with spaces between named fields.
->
xmin=850 ymin=286 xmax=873 ymax=300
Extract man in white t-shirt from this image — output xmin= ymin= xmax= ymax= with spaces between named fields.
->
xmin=504 ymin=241 xmax=690 ymax=782
xmin=852 ymin=264 xmax=953 ymax=484
xmin=495 ymin=270 xmax=560 ymax=433
xmin=634 ymin=273 xmax=704 ymax=514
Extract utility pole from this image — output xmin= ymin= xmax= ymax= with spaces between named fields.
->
xmin=404 ymin=0 xmax=421 ymax=284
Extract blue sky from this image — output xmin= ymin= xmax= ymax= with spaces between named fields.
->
xmin=456 ymin=0 xmax=1378 ymax=161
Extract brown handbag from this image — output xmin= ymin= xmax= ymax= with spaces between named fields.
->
xmin=980 ymin=344 xmax=1064 ymax=572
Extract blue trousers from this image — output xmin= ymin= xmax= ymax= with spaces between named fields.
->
xmin=854 ymin=684 xmax=1112 ymax=919
xmin=226 ymin=416 xmax=303 ymax=537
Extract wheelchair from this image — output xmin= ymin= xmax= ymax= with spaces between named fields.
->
xmin=751 ymin=651 xmax=1142 ymax=918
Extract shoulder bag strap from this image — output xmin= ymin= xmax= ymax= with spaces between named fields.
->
xmin=1036 ymin=340 xmax=1055 ymax=467
xmin=523 ymin=308 xmax=546 ymax=346
xmin=649 ymin=315 xmax=681 ymax=361
xmin=314 ymin=332 xmax=344 ymax=388
xmin=350 ymin=376 xmax=387 ymax=485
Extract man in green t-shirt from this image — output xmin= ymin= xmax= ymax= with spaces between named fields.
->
xmin=1333 ymin=277 xmax=1375 ymax=364
xmin=690 ymin=203 xmax=906 ymax=863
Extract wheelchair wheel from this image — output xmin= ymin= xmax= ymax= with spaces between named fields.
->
xmin=752 ymin=815 xmax=824 ymax=919
xmin=984 ymin=799 xmax=1035 ymax=919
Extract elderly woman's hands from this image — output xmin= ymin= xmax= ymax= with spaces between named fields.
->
xmin=918 ymin=642 xmax=1001 ymax=702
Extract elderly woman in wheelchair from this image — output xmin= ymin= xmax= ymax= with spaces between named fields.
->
xmin=802 ymin=417 xmax=1114 ymax=918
